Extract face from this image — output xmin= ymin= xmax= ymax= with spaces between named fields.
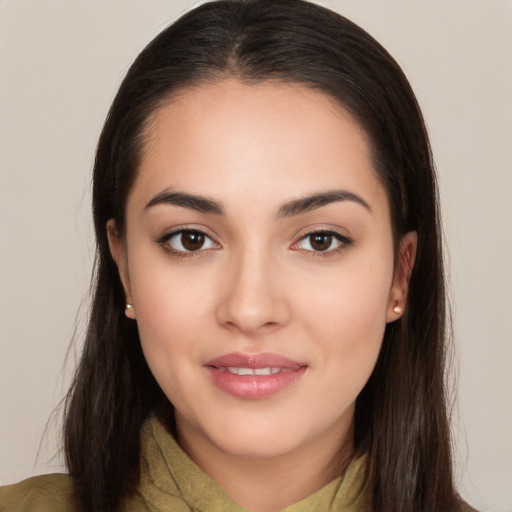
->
xmin=109 ymin=79 xmax=415 ymax=465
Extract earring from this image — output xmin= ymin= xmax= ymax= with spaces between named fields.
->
xmin=125 ymin=303 xmax=135 ymax=319
xmin=393 ymin=305 xmax=402 ymax=314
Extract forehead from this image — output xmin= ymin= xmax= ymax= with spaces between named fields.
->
xmin=131 ymin=79 xmax=387 ymax=216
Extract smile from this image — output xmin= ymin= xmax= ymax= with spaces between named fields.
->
xmin=204 ymin=353 xmax=307 ymax=399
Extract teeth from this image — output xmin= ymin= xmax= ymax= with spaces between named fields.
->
xmin=254 ymin=368 xmax=272 ymax=376
xmin=218 ymin=367 xmax=283 ymax=376
xmin=235 ymin=367 xmax=254 ymax=376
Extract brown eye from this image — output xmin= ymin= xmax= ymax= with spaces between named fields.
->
xmin=161 ymin=229 xmax=218 ymax=253
xmin=181 ymin=231 xmax=205 ymax=251
xmin=294 ymin=230 xmax=351 ymax=254
xmin=309 ymin=233 xmax=333 ymax=251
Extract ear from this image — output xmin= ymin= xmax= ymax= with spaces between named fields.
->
xmin=386 ymin=231 xmax=417 ymax=323
xmin=107 ymin=219 xmax=136 ymax=320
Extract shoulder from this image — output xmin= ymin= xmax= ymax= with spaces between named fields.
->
xmin=0 ymin=474 xmax=153 ymax=512
xmin=0 ymin=474 xmax=75 ymax=512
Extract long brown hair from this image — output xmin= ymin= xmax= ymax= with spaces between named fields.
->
xmin=64 ymin=1 xmax=460 ymax=510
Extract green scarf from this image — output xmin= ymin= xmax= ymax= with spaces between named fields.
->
xmin=135 ymin=417 xmax=365 ymax=511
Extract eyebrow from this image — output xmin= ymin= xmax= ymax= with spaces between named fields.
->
xmin=145 ymin=188 xmax=371 ymax=217
xmin=145 ymin=190 xmax=224 ymax=215
xmin=277 ymin=190 xmax=372 ymax=218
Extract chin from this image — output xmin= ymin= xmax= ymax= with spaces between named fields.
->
xmin=210 ymin=426 xmax=302 ymax=459
xmin=185 ymin=407 xmax=308 ymax=459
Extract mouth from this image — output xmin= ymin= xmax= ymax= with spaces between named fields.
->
xmin=214 ymin=366 xmax=295 ymax=376
xmin=204 ymin=352 xmax=308 ymax=399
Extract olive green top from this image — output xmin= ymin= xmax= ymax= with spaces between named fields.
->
xmin=0 ymin=417 xmax=477 ymax=511
xmin=0 ymin=417 xmax=365 ymax=511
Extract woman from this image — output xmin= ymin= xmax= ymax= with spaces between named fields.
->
xmin=0 ymin=1 xmax=477 ymax=511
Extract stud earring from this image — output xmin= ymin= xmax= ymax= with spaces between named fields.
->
xmin=393 ymin=305 xmax=402 ymax=314
xmin=125 ymin=303 xmax=135 ymax=319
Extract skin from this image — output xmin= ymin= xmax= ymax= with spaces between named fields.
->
xmin=108 ymin=79 xmax=416 ymax=512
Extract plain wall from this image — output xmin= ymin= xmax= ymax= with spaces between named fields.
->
xmin=0 ymin=1 xmax=510 ymax=511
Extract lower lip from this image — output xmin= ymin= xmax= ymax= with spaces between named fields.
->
xmin=205 ymin=366 xmax=307 ymax=399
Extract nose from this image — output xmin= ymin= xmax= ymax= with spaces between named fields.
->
xmin=215 ymin=247 xmax=291 ymax=335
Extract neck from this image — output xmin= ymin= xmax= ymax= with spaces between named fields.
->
xmin=176 ymin=418 xmax=354 ymax=512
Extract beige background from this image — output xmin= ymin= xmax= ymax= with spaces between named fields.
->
xmin=1 ymin=1 xmax=511 ymax=511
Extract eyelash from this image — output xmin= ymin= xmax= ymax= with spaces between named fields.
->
xmin=292 ymin=229 xmax=352 ymax=257
xmin=156 ymin=228 xmax=352 ymax=258
xmin=156 ymin=228 xmax=220 ymax=258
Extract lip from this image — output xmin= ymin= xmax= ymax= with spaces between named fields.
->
xmin=204 ymin=352 xmax=308 ymax=399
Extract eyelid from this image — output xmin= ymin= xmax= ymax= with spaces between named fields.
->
xmin=155 ymin=224 xmax=352 ymax=257
xmin=156 ymin=225 xmax=221 ymax=256
xmin=290 ymin=227 xmax=353 ymax=254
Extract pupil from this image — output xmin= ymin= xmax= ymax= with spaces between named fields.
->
xmin=311 ymin=233 xmax=332 ymax=251
xmin=182 ymin=231 xmax=205 ymax=251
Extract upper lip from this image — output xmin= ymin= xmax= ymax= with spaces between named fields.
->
xmin=204 ymin=352 xmax=305 ymax=369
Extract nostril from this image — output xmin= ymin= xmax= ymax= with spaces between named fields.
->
xmin=218 ymin=311 xmax=287 ymax=335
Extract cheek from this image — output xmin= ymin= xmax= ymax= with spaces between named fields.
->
xmin=297 ymin=253 xmax=392 ymax=336
xmin=130 ymin=267 xmax=216 ymax=419
xmin=294 ymin=254 xmax=393 ymax=393
xmin=128 ymin=256 xmax=216 ymax=372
